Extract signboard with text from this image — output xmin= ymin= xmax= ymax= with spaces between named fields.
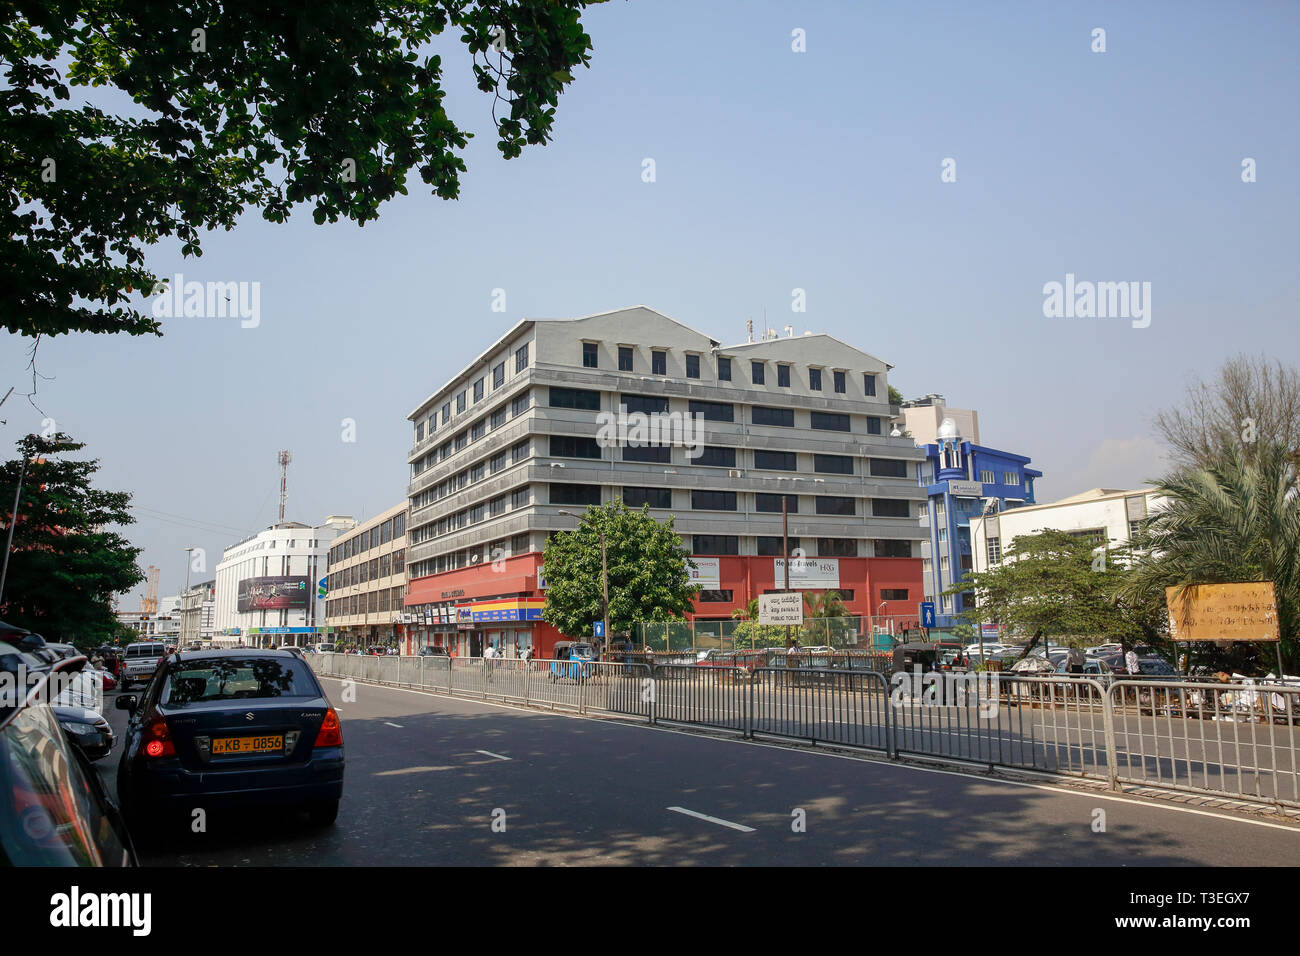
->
xmin=759 ymin=592 xmax=804 ymax=626
xmin=688 ymin=557 xmax=721 ymax=590
xmin=772 ymin=558 xmax=839 ymax=590
xmin=1165 ymin=582 xmax=1280 ymax=643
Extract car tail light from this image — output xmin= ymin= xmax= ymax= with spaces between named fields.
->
xmin=313 ymin=708 xmax=342 ymax=748
xmin=143 ymin=715 xmax=175 ymax=758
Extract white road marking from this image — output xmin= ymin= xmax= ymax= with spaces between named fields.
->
xmin=312 ymin=677 xmax=1300 ymax=833
xmin=384 ymin=721 xmax=404 ymax=728
xmin=476 ymin=749 xmax=510 ymax=761
xmin=667 ymin=806 xmax=755 ymax=832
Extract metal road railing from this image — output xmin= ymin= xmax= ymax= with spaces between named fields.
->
xmin=309 ymin=655 xmax=1300 ymax=808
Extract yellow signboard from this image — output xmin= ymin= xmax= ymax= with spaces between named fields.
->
xmin=1165 ymin=581 xmax=1280 ymax=643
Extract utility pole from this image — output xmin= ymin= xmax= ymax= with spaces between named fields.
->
xmin=600 ymin=528 xmax=609 ymax=655
xmin=182 ymin=548 xmax=195 ymax=647
xmin=782 ymin=494 xmax=792 ymax=651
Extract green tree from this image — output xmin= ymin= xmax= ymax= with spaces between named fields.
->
xmin=802 ymin=589 xmax=849 ymax=645
xmin=946 ymin=529 xmax=1143 ymax=656
xmin=731 ymin=597 xmax=787 ymax=649
xmin=1119 ymin=442 xmax=1300 ymax=672
xmin=3 ymin=0 xmax=602 ymax=339
xmin=542 ymin=500 xmax=697 ymax=639
xmin=888 ymin=385 xmax=904 ymax=406
xmin=0 ymin=433 xmax=144 ymax=647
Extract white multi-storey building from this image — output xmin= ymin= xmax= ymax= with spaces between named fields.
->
xmin=213 ymin=516 xmax=355 ymax=647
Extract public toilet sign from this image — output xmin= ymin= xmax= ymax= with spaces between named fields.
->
xmin=1165 ymin=581 xmax=1280 ymax=643
xmin=759 ymin=592 xmax=804 ymax=626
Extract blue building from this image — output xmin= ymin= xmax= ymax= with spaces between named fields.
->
xmin=915 ymin=419 xmax=1041 ymax=630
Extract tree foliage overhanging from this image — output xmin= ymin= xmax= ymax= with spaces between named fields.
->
xmin=541 ymin=500 xmax=697 ymax=639
xmin=0 ymin=433 xmax=144 ymax=647
xmin=2 ymin=0 xmax=601 ymax=338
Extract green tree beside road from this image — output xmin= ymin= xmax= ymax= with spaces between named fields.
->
xmin=3 ymin=0 xmax=602 ymax=339
xmin=542 ymin=501 xmax=697 ymax=641
xmin=0 ymin=433 xmax=143 ymax=647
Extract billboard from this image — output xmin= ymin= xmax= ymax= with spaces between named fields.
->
xmin=1165 ymin=582 xmax=1280 ymax=643
xmin=773 ymin=558 xmax=840 ymax=590
xmin=237 ymin=575 xmax=311 ymax=612
xmin=688 ymin=557 xmax=720 ymax=590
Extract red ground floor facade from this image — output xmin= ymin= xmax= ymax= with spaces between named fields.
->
xmin=403 ymin=552 xmax=924 ymax=658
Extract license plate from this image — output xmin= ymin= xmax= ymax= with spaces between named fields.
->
xmin=212 ymin=735 xmax=283 ymax=755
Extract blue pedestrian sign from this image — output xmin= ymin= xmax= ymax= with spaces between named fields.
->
xmin=919 ymin=602 xmax=936 ymax=629
xmin=593 ymin=621 xmax=605 ymax=638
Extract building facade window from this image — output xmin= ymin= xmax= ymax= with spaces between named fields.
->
xmin=880 ymin=588 xmax=909 ymax=601
xmin=751 ymin=361 xmax=765 ymax=385
xmin=549 ymin=483 xmax=601 ymax=506
xmin=512 ymin=486 xmax=531 ymax=509
xmin=697 ymin=590 xmax=734 ymax=602
xmin=813 ymin=454 xmax=852 ymax=475
xmin=818 ymin=538 xmax=858 ymax=557
xmin=987 ymin=536 xmax=1001 ymax=564
xmin=619 ymin=394 xmax=669 ymax=415
xmin=550 ymin=387 xmax=601 ymax=410
xmin=473 ymin=378 xmax=484 ymax=402
xmin=751 ymin=406 xmax=793 ymax=427
xmin=693 ymin=535 xmax=739 ymax=555
xmin=863 ymin=373 xmax=877 ymax=396
xmin=755 ymin=493 xmax=798 ymax=513
xmin=550 ymin=435 xmax=601 ymax=459
xmin=623 ymin=486 xmax=672 ymax=509
xmin=872 ymin=499 xmax=910 ymax=518
xmin=866 ymin=417 xmax=882 ymax=435
xmin=874 ymin=539 xmax=912 ymax=558
xmin=515 ymin=342 xmax=529 ymax=372
xmin=810 ymin=411 xmax=850 ymax=432
xmin=685 ymin=354 xmax=700 ymax=378
xmin=717 ymin=357 xmax=732 ymax=381
xmin=512 ymin=392 xmax=531 ymax=417
xmin=618 ymin=346 xmax=633 ymax=371
xmin=493 ymin=362 xmax=505 ymax=389
xmin=808 ymin=368 xmax=822 ymax=391
xmin=623 ymin=444 xmax=671 ymax=463
xmin=693 ymin=446 xmax=736 ymax=468
xmin=688 ymin=400 xmax=734 ymax=422
xmin=652 ymin=350 xmax=666 ymax=375
xmin=691 ymin=490 xmax=737 ymax=511
xmin=777 ymin=364 xmax=791 ymax=388
xmin=582 ymin=342 xmax=599 ymax=368
xmin=815 ymin=496 xmax=855 ymax=516
xmin=833 ymin=370 xmax=846 ymax=394
xmin=754 ymin=450 xmax=796 ymax=470
xmin=869 ymin=458 xmax=909 ymax=478
xmin=757 ymin=536 xmax=800 ymax=556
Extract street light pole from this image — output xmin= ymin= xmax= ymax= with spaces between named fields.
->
xmin=782 ymin=494 xmax=792 ymax=651
xmin=182 ymin=548 xmax=195 ymax=648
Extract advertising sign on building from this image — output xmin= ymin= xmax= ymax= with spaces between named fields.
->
xmin=772 ymin=558 xmax=839 ymax=590
xmin=1165 ymin=581 xmax=1280 ymax=643
xmin=688 ymin=557 xmax=720 ymax=590
xmin=758 ymin=592 xmax=804 ymax=626
xmin=948 ymin=479 xmax=984 ymax=497
xmin=237 ymin=576 xmax=310 ymax=612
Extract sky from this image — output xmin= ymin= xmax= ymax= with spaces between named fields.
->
xmin=2 ymin=0 xmax=1297 ymax=605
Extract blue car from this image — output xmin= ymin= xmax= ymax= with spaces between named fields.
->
xmin=115 ymin=649 xmax=344 ymax=834
xmin=549 ymin=641 xmax=596 ymax=682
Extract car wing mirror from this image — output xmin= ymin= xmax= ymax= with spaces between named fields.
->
xmin=115 ymin=695 xmax=138 ymax=713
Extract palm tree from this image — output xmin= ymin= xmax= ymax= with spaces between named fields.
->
xmin=803 ymin=590 xmax=849 ymax=646
xmin=1121 ymin=442 xmax=1299 ymax=671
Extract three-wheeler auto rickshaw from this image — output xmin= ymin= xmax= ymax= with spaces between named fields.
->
xmin=549 ymin=641 xmax=596 ymax=682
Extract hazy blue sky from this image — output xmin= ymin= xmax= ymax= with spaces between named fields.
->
xmin=2 ymin=0 xmax=1296 ymax=604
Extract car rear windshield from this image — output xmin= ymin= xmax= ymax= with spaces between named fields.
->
xmin=127 ymin=645 xmax=166 ymax=657
xmin=161 ymin=658 xmax=320 ymax=706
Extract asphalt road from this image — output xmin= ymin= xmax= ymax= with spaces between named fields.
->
xmin=94 ymin=679 xmax=1300 ymax=866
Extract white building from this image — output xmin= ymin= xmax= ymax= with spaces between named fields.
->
xmin=179 ymin=579 xmax=216 ymax=646
xmin=116 ymin=610 xmax=181 ymax=642
xmin=213 ymin=516 xmax=356 ymax=647
xmin=969 ymin=487 xmax=1167 ymax=575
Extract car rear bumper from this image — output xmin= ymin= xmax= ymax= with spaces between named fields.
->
xmin=125 ymin=749 xmax=344 ymax=812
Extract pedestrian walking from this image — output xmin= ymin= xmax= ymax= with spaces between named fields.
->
xmin=1125 ymin=647 xmax=1140 ymax=676
xmin=1066 ymin=644 xmax=1086 ymax=674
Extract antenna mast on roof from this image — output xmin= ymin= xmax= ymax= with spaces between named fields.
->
xmin=746 ymin=318 xmax=753 ymax=343
xmin=277 ymin=450 xmax=292 ymax=522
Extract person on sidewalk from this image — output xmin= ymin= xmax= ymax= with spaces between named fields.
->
xmin=1066 ymin=644 xmax=1086 ymax=674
